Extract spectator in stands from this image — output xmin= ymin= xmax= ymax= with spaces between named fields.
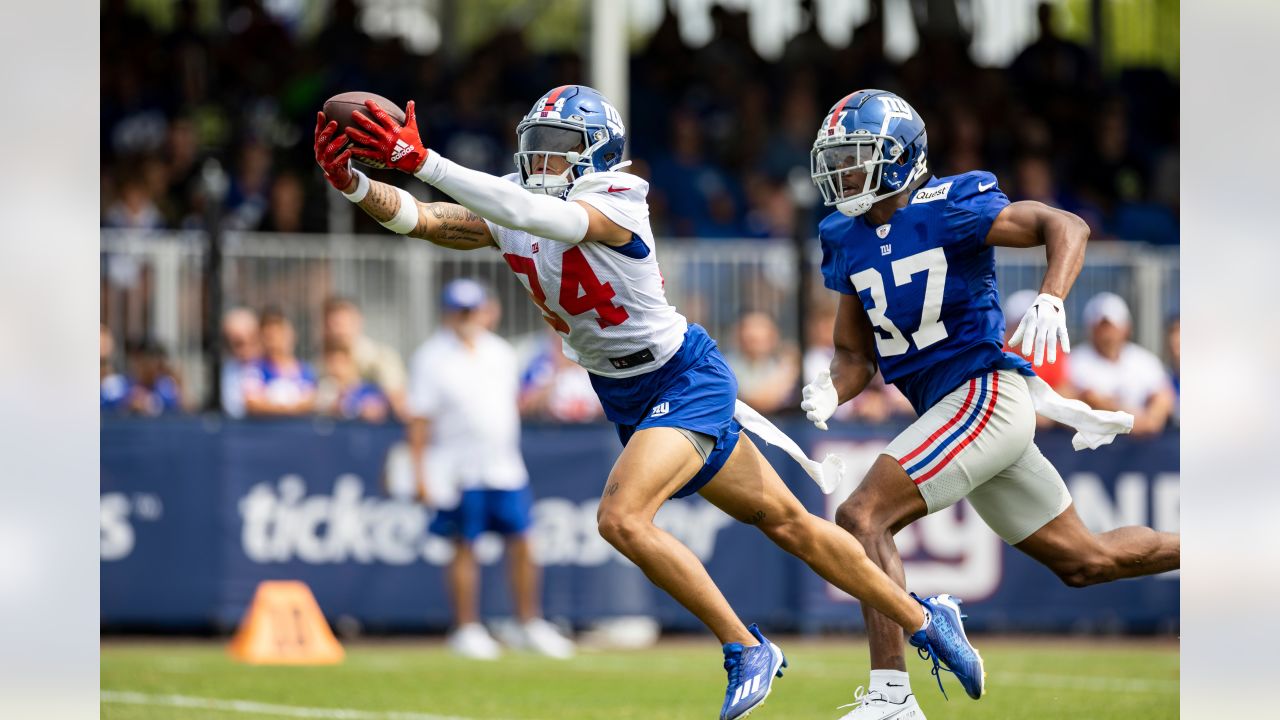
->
xmin=1068 ymin=292 xmax=1175 ymax=436
xmin=1166 ymin=314 xmax=1180 ymax=425
xmin=725 ymin=310 xmax=798 ymax=415
xmin=100 ymin=324 xmax=131 ymax=413
xmin=103 ymin=175 xmax=164 ymax=230
xmin=405 ymin=280 xmax=573 ymax=660
xmin=519 ymin=327 xmax=604 ymax=423
xmin=124 ymin=340 xmax=184 ymax=416
xmin=220 ymin=307 xmax=262 ymax=418
xmin=322 ymin=297 xmax=409 ymax=418
xmin=317 ymin=341 xmax=390 ymax=423
xmin=243 ymin=307 xmax=316 ymax=416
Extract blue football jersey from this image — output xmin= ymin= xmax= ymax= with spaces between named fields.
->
xmin=819 ymin=170 xmax=1032 ymax=414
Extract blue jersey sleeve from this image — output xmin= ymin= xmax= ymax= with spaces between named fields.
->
xmin=824 ymin=226 xmax=855 ymax=292
xmin=942 ymin=171 xmax=1010 ymax=252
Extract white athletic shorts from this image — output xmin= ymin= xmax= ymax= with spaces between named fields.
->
xmin=884 ymin=368 xmax=1071 ymax=544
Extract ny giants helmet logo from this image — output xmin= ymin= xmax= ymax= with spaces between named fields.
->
xmin=600 ymin=101 xmax=625 ymax=138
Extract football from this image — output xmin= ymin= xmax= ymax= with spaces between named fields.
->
xmin=322 ymin=91 xmax=406 ymax=168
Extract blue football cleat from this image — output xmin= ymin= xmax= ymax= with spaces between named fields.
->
xmin=720 ymin=624 xmax=788 ymax=720
xmin=907 ymin=593 xmax=985 ymax=700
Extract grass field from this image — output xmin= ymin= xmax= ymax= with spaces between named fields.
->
xmin=102 ymin=636 xmax=1178 ymax=720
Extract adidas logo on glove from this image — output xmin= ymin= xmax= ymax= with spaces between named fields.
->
xmin=391 ymin=140 xmax=414 ymax=163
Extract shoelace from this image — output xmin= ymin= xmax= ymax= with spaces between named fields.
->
xmin=835 ymin=685 xmax=887 ymax=711
xmin=915 ymin=600 xmax=973 ymax=700
xmin=723 ymin=651 xmax=743 ymax=691
xmin=916 ymin=643 xmax=955 ymax=700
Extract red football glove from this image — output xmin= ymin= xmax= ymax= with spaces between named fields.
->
xmin=345 ymin=99 xmax=429 ymax=174
xmin=314 ymin=112 xmax=356 ymax=192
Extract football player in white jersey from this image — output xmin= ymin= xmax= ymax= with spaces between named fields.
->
xmin=314 ymin=85 xmax=985 ymax=719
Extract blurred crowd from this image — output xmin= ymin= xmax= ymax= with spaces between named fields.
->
xmin=103 ymin=281 xmax=1180 ymax=435
xmin=101 ymin=0 xmax=1178 ymax=244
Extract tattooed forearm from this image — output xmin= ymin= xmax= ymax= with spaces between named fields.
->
xmin=355 ymin=180 xmax=403 ymax=224
xmin=429 ymin=204 xmax=481 ymax=223
xmin=409 ymin=203 xmax=494 ymax=249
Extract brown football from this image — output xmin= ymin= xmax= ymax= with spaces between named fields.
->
xmin=322 ymin=91 xmax=406 ymax=169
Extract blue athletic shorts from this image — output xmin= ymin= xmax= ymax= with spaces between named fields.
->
xmin=428 ymin=487 xmax=534 ymax=541
xmin=589 ymin=324 xmax=742 ymax=499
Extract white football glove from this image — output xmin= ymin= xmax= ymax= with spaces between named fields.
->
xmin=800 ymin=369 xmax=840 ymax=431
xmin=1009 ymin=293 xmax=1070 ymax=366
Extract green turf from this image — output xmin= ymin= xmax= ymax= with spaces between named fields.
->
xmin=101 ymin=637 xmax=1178 ymax=720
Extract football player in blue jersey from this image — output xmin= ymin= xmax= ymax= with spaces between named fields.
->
xmin=801 ymin=90 xmax=1181 ymax=720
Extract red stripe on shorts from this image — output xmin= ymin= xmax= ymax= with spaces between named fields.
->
xmin=913 ymin=372 xmax=1001 ymax=485
xmin=897 ymin=378 xmax=978 ymax=467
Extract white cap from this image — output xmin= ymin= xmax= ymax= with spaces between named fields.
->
xmin=1083 ymin=292 xmax=1132 ymax=329
xmin=1002 ymin=289 xmax=1039 ymax=326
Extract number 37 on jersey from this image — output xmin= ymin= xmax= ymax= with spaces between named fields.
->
xmin=852 ymin=247 xmax=950 ymax=357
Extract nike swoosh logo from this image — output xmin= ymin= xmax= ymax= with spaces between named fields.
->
xmin=978 ymin=180 xmax=996 ymax=192
xmin=607 ymin=185 xmax=631 ymax=193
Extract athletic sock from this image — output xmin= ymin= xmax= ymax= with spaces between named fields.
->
xmin=870 ymin=669 xmax=912 ymax=703
xmin=918 ymin=608 xmax=931 ymax=633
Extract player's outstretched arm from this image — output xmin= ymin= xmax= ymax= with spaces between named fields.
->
xmin=344 ymin=100 xmax=598 ymax=246
xmin=314 ymin=112 xmax=493 ymax=250
xmin=986 ymin=200 xmax=1089 ymax=365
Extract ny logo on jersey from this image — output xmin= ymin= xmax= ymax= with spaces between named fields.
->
xmin=650 ymin=402 xmax=670 ymax=418
xmin=880 ymin=244 xmax=893 ymax=256
xmin=877 ymin=96 xmax=913 ymax=134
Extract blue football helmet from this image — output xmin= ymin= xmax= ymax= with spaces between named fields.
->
xmin=514 ymin=85 xmax=628 ymax=197
xmin=810 ymin=89 xmax=928 ymax=217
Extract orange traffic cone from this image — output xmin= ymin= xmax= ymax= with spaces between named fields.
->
xmin=227 ymin=580 xmax=345 ymax=665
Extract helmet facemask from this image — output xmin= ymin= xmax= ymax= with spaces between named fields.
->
xmin=515 ymin=121 xmax=601 ymax=198
xmin=811 ymin=132 xmax=926 ymax=217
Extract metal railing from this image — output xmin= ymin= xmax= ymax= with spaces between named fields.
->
xmin=100 ymin=230 xmax=1178 ymax=408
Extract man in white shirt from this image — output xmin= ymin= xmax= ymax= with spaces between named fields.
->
xmin=407 ymin=279 xmax=573 ymax=661
xmin=1068 ymin=292 xmax=1175 ymax=436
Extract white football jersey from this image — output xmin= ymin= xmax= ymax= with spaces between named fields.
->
xmin=486 ymin=171 xmax=688 ymax=378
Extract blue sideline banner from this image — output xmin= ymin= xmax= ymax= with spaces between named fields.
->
xmin=101 ymin=418 xmax=1178 ymax=632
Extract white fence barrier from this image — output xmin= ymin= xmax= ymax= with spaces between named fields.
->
xmin=100 ymin=231 xmax=1178 ymax=407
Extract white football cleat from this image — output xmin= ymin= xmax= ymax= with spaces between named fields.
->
xmin=836 ymin=686 xmax=925 ymax=720
xmin=448 ymin=622 xmax=502 ymax=661
xmin=521 ymin=618 xmax=576 ymax=660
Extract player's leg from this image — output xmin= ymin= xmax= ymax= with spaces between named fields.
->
xmin=974 ymin=443 xmax=1180 ymax=585
xmin=699 ymin=435 xmax=925 ymax=633
xmin=596 ymin=425 xmax=757 ymax=646
xmin=833 ymin=455 xmax=928 ymax=671
xmin=698 ymin=433 xmax=985 ymax=703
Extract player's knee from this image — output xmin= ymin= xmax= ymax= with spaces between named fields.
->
xmin=759 ymin=512 xmax=815 ymax=554
xmin=596 ymin=508 xmax=650 ymax=552
xmin=834 ymin=498 xmax=879 ymax=539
